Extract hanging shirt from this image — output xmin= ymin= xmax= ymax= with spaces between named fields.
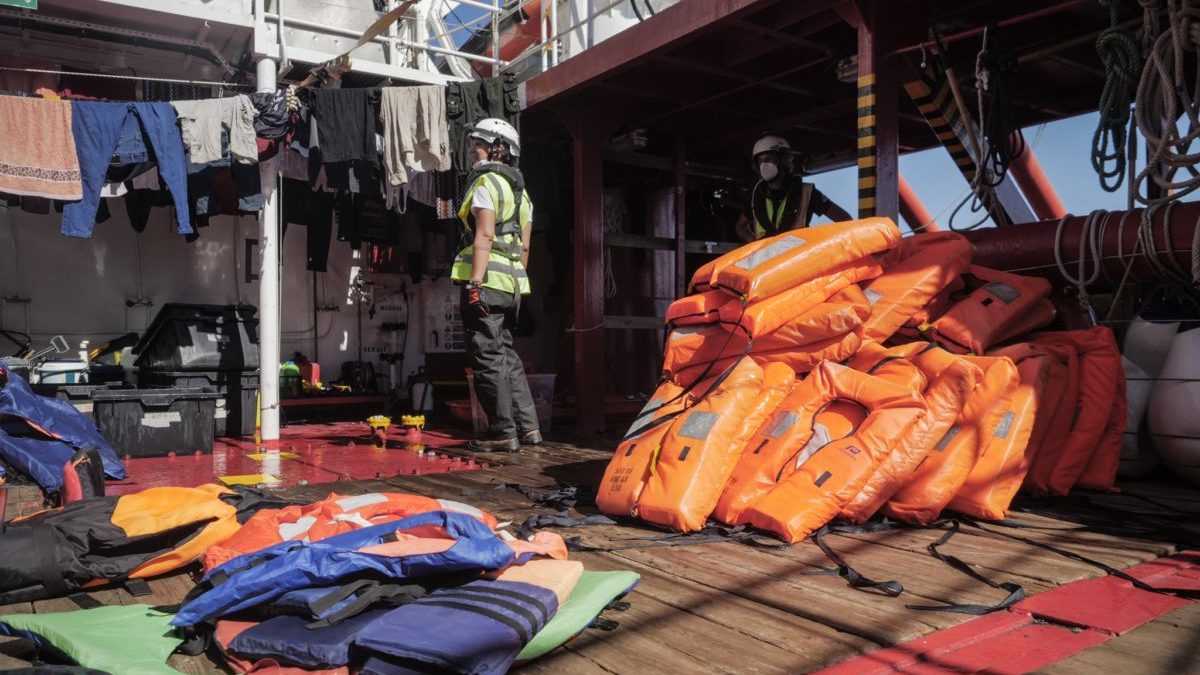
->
xmin=172 ymin=95 xmax=259 ymax=165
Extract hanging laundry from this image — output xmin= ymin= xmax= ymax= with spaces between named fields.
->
xmin=281 ymin=177 xmax=335 ymax=272
xmin=0 ymin=96 xmax=82 ymax=201
xmin=446 ymin=77 xmax=520 ymax=173
xmin=250 ymin=89 xmax=293 ymax=140
xmin=381 ymin=86 xmax=451 ymax=190
xmin=62 ymin=101 xmax=191 ymax=237
xmin=310 ymin=88 xmax=380 ymax=165
xmin=171 ymin=95 xmax=259 ymax=165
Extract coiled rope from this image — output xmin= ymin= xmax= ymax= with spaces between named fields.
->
xmin=1093 ymin=0 xmax=1142 ymax=192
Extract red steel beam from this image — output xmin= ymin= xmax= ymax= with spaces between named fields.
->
xmin=966 ymin=202 xmax=1200 ymax=289
xmin=525 ymin=0 xmax=779 ymax=110
xmin=899 ymin=174 xmax=940 ymax=231
xmin=892 ymin=0 xmax=1088 ymax=56
xmin=1009 ymin=146 xmax=1068 ymax=221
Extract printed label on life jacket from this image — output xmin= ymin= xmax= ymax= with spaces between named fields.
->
xmin=767 ymin=411 xmax=798 ymax=438
xmin=993 ymin=411 xmax=1015 ymax=438
xmin=935 ymin=425 xmax=962 ymax=451
xmin=141 ymin=411 xmax=181 ymax=428
xmin=983 ymin=282 xmax=1020 ymax=304
xmin=863 ymin=288 xmax=884 ymax=305
xmin=733 ymin=235 xmax=806 ymax=270
xmin=678 ymin=411 xmax=719 ymax=440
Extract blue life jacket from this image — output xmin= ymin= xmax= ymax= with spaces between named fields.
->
xmin=172 ymin=511 xmax=516 ymax=627
xmin=0 ymin=372 xmax=124 ymax=493
xmin=356 ymin=579 xmax=559 ymax=675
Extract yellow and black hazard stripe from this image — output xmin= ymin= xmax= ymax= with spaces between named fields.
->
xmin=902 ymin=72 xmax=978 ymax=185
xmin=857 ymin=73 xmax=877 ymax=217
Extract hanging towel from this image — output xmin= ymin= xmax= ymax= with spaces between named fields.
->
xmin=381 ymin=86 xmax=451 ymax=188
xmin=0 ymin=96 xmax=82 ymax=200
xmin=172 ymin=95 xmax=260 ymax=165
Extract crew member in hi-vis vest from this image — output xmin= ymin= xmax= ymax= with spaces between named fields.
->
xmin=735 ymin=134 xmax=850 ymax=242
xmin=451 ymin=118 xmax=541 ymax=452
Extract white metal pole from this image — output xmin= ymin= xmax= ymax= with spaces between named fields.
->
xmin=491 ymin=0 xmax=500 ymax=77
xmin=256 ymin=56 xmax=282 ymax=442
xmin=550 ymin=0 xmax=558 ymax=66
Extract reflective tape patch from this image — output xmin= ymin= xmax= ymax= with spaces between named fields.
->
xmin=864 ymin=288 xmax=884 ymax=305
xmin=670 ymin=325 xmax=712 ymax=341
xmin=336 ymin=493 xmax=389 ymax=512
xmin=768 ymin=411 xmax=798 ymax=438
xmin=278 ymin=515 xmax=317 ymax=541
xmin=678 ymin=411 xmax=719 ymax=440
xmin=935 ymin=425 xmax=962 ymax=451
xmin=733 ymin=235 xmax=806 ymax=271
xmin=626 ymin=400 xmax=665 ymax=437
xmin=794 ymin=423 xmax=833 ymax=469
xmin=994 ymin=411 xmax=1015 ymax=439
xmin=983 ymin=282 xmax=1020 ymax=304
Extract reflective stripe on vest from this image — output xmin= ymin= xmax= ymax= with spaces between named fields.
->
xmin=452 ymin=170 xmax=532 ymax=295
xmin=753 ymin=182 xmax=815 ymax=239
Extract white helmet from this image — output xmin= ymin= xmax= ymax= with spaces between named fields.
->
xmin=469 ymin=118 xmax=520 ymax=158
xmin=752 ymin=134 xmax=791 ymax=160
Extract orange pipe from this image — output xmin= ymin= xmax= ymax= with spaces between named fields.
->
xmin=898 ymin=174 xmax=940 ymax=231
xmin=1009 ymin=147 xmax=1067 ymax=221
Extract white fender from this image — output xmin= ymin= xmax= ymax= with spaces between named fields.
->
xmin=1148 ymin=327 xmax=1200 ymax=486
xmin=1118 ymin=356 xmax=1158 ymax=478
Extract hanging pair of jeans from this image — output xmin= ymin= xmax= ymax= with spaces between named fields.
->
xmin=62 ymin=101 xmax=190 ymax=238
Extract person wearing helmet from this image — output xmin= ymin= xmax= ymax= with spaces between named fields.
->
xmin=451 ymin=118 xmax=541 ymax=452
xmin=734 ymin=134 xmax=850 ymax=242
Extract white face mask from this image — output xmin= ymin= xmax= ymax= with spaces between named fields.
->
xmin=759 ymin=161 xmax=779 ymax=182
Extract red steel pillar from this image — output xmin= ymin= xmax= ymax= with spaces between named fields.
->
xmin=855 ymin=0 xmax=899 ymax=222
xmin=567 ymin=119 xmax=607 ymax=436
xmin=1009 ymin=146 xmax=1068 ymax=221
xmin=898 ymin=174 xmax=940 ymax=231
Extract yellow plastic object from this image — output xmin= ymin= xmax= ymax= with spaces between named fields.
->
xmin=247 ymin=452 xmax=300 ymax=461
xmin=401 ymin=415 xmax=426 ymax=429
xmin=368 ymin=415 xmax=393 ymax=431
xmin=219 ymin=474 xmax=280 ymax=487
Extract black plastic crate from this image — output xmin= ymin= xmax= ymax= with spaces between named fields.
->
xmin=31 ymin=382 xmax=129 ymax=419
xmin=138 ymin=370 xmax=258 ymax=437
xmin=92 ymin=387 xmax=219 ymax=457
xmin=133 ymin=304 xmax=259 ymax=371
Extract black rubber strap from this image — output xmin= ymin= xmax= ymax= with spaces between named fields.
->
xmin=416 ymin=599 xmax=533 ymax=644
xmin=807 ymin=525 xmax=904 ymax=597
xmin=904 ymin=520 xmax=1026 ymax=614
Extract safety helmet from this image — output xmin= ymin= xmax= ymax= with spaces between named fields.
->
xmin=752 ymin=134 xmax=791 ymax=160
xmin=469 ymin=118 xmax=521 ymax=158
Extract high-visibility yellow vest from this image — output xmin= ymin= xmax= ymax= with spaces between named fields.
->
xmin=451 ymin=164 xmax=533 ymax=295
xmin=752 ymin=180 xmax=815 ymax=240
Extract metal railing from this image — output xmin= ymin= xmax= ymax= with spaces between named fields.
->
xmin=252 ymin=0 xmax=508 ymax=81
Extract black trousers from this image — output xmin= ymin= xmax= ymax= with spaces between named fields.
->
xmin=461 ymin=287 xmax=539 ymax=439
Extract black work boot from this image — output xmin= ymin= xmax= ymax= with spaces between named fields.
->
xmin=466 ymin=437 xmax=520 ymax=453
xmin=520 ymin=430 xmax=543 ymax=446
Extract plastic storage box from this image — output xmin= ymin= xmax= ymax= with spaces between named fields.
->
xmin=32 ymin=383 xmax=128 ymax=419
xmin=133 ymin=304 xmax=259 ymax=371
xmin=92 ymin=387 xmax=219 ymax=457
xmin=138 ymin=370 xmax=258 ymax=437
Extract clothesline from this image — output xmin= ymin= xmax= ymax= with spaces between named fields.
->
xmin=0 ymin=66 xmax=253 ymax=90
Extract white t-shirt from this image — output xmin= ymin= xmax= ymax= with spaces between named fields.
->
xmin=471 ymin=186 xmax=533 ymax=225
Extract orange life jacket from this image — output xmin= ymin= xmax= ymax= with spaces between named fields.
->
xmin=720 ymin=258 xmax=884 ymax=338
xmin=930 ymin=266 xmax=1052 ymax=354
xmin=883 ymin=354 xmax=1020 ymax=525
xmin=946 ymin=346 xmax=1049 ymax=519
xmin=860 ymin=231 xmax=973 ymax=344
xmin=202 ymin=492 xmax=499 ymax=571
xmin=635 ymin=360 xmax=795 ymax=532
xmin=738 ymin=362 xmax=928 ymax=542
xmin=713 ymin=218 xmax=901 ymax=303
xmin=665 ymin=289 xmax=736 ymax=327
xmin=1024 ymin=327 xmax=1123 ymax=494
xmin=841 ymin=345 xmax=982 ymax=523
xmin=596 ymin=380 xmax=690 ymax=517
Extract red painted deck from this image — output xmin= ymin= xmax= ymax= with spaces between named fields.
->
xmin=105 ymin=423 xmax=483 ymax=494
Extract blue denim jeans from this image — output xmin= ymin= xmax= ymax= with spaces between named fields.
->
xmin=63 ymin=102 xmax=191 ymax=238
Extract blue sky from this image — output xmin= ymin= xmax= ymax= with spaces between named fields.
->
xmin=809 ymin=111 xmax=1192 ymax=232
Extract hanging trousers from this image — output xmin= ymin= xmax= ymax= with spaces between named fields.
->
xmin=63 ymin=101 xmax=191 ymax=238
xmin=461 ymin=287 xmax=539 ymax=439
